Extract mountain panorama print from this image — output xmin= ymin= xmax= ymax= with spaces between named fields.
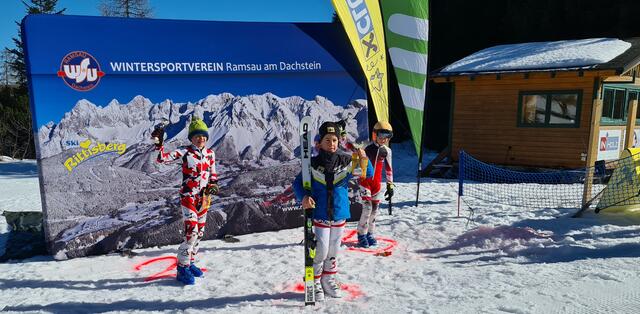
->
xmin=37 ymin=93 xmax=368 ymax=259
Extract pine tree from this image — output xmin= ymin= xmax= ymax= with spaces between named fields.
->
xmin=0 ymin=50 xmax=15 ymax=87
xmin=0 ymin=0 xmax=65 ymax=159
xmin=6 ymin=0 xmax=65 ymax=91
xmin=99 ymin=0 xmax=153 ymax=18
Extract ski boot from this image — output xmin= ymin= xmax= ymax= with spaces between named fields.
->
xmin=366 ymin=232 xmax=377 ymax=246
xmin=189 ymin=263 xmax=204 ymax=277
xmin=321 ymin=274 xmax=344 ymax=298
xmin=314 ymin=278 xmax=325 ymax=302
xmin=176 ymin=265 xmax=195 ymax=285
xmin=357 ymin=234 xmax=369 ymax=248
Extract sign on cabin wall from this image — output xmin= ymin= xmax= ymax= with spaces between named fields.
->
xmin=633 ymin=129 xmax=640 ymax=148
xmin=619 ymin=128 xmax=640 ymax=149
xmin=598 ymin=130 xmax=622 ymax=160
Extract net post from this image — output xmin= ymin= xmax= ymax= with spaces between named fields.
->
xmin=624 ymin=99 xmax=638 ymax=150
xmin=583 ymin=86 xmax=603 ymax=206
xmin=458 ymin=150 xmax=465 ymax=217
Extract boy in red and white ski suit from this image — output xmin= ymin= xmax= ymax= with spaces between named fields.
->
xmin=153 ymin=118 xmax=218 ymax=285
xmin=357 ymin=121 xmax=394 ymax=247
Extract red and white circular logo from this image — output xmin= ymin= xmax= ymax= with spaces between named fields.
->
xmin=57 ymin=51 xmax=105 ymax=91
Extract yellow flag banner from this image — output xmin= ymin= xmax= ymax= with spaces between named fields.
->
xmin=331 ymin=0 xmax=389 ymax=122
xmin=596 ymin=148 xmax=640 ymax=215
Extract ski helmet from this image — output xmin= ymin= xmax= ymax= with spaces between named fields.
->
xmin=372 ymin=120 xmax=393 ymax=141
xmin=373 ymin=121 xmax=393 ymax=132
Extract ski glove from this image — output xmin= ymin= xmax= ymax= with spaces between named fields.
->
xmin=385 ymin=182 xmax=394 ymax=201
xmin=151 ymin=128 xmax=165 ymax=148
xmin=205 ymin=182 xmax=219 ymax=195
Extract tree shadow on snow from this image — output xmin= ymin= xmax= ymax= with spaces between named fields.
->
xmin=0 ymin=162 xmax=39 ymax=178
xmin=2 ymin=242 xmax=299 ymax=266
xmin=442 ymin=242 xmax=640 ymax=266
xmin=2 ymin=292 xmax=302 ymax=313
xmin=0 ymin=276 xmax=187 ymax=291
xmin=511 ymin=216 xmax=640 ymax=242
xmin=195 ymin=242 xmax=297 ymax=253
xmin=425 ymin=215 xmax=472 ymax=226
xmin=393 ymin=177 xmax=457 ymax=185
xmin=139 ymin=242 xmax=297 ymax=257
xmin=418 ymin=248 xmax=502 ymax=258
xmin=519 ymin=241 xmax=640 ymax=264
xmin=389 ymin=200 xmax=449 ymax=208
xmin=418 ymin=215 xmax=640 ymax=265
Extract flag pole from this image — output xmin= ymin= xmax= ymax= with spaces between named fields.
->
xmin=415 ymin=110 xmax=427 ymax=207
xmin=415 ymin=0 xmax=432 ymax=207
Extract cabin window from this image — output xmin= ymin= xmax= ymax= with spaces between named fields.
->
xmin=600 ymin=86 xmax=640 ymax=125
xmin=601 ymin=88 xmax=626 ymax=124
xmin=631 ymin=91 xmax=640 ymax=120
xmin=518 ymin=91 xmax=581 ymax=127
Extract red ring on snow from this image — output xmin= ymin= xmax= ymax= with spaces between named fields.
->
xmin=133 ymin=256 xmax=207 ymax=282
xmin=289 ymin=282 xmax=364 ymax=301
xmin=341 ymin=229 xmax=397 ymax=256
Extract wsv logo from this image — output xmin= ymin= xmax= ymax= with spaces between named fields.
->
xmin=57 ymin=51 xmax=104 ymax=91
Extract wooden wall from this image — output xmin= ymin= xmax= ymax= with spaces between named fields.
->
xmin=445 ymin=70 xmax=616 ymax=168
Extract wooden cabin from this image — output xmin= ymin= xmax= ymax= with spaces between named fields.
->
xmin=431 ymin=37 xmax=640 ymax=169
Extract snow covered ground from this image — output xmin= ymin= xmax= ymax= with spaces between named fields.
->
xmin=1 ymin=143 xmax=640 ymax=313
xmin=0 ymin=158 xmax=41 ymax=238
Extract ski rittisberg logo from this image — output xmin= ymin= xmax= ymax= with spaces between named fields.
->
xmin=57 ymin=51 xmax=105 ymax=91
xmin=63 ymin=139 xmax=127 ymax=173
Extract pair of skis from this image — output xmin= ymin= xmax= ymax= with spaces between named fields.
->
xmin=299 ymin=116 xmax=317 ymax=306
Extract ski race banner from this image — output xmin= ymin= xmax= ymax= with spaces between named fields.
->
xmin=22 ymin=14 xmax=368 ymax=259
xmin=380 ymin=0 xmax=429 ymax=155
xmin=331 ymin=0 xmax=389 ymax=122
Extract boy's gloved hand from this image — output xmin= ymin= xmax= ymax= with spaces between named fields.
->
xmin=205 ymin=182 xmax=219 ymax=195
xmin=302 ymin=195 xmax=316 ymax=209
xmin=151 ymin=128 xmax=165 ymax=148
xmin=385 ymin=182 xmax=394 ymax=201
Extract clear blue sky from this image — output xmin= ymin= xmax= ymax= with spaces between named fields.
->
xmin=1 ymin=0 xmax=335 ymax=51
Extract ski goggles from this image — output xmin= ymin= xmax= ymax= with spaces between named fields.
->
xmin=375 ymin=129 xmax=393 ymax=139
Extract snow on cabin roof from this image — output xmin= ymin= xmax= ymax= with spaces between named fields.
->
xmin=439 ymin=38 xmax=632 ymax=74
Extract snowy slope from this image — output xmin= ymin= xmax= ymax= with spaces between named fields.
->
xmin=1 ymin=142 xmax=640 ymax=313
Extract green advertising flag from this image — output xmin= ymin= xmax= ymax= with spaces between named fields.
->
xmin=380 ymin=0 xmax=429 ymax=155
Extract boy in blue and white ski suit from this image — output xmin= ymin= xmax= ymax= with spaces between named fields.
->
xmin=293 ymin=121 xmax=373 ymax=300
